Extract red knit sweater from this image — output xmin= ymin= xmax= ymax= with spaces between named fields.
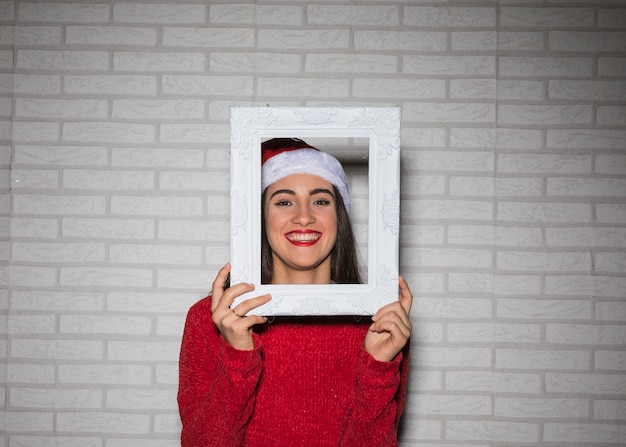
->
xmin=178 ymin=297 xmax=410 ymax=447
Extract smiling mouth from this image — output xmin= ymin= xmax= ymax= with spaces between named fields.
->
xmin=285 ymin=231 xmax=322 ymax=245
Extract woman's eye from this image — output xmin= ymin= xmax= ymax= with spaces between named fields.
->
xmin=313 ymin=198 xmax=331 ymax=206
xmin=274 ymin=199 xmax=291 ymax=207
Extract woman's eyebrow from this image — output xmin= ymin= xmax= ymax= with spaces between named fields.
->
xmin=310 ymin=188 xmax=334 ymax=197
xmin=269 ymin=188 xmax=334 ymax=199
xmin=269 ymin=189 xmax=295 ymax=199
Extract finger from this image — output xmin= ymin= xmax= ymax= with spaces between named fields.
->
xmin=231 ymin=294 xmax=272 ymax=317
xmin=398 ymin=276 xmax=413 ymax=315
xmin=217 ymin=282 xmax=255 ymax=312
xmin=373 ymin=304 xmax=411 ymax=330
xmin=373 ymin=300 xmax=410 ymax=326
xmin=371 ymin=318 xmax=411 ymax=340
xmin=211 ymin=263 xmax=231 ymax=311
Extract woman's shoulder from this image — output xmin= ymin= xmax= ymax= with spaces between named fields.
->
xmin=185 ymin=295 xmax=213 ymax=320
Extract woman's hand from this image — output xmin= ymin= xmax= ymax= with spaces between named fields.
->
xmin=210 ymin=263 xmax=272 ymax=351
xmin=364 ymin=276 xmax=413 ymax=362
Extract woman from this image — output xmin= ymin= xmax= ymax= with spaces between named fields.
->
xmin=178 ymin=138 xmax=412 ymax=446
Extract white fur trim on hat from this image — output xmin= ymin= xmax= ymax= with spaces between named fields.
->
xmin=262 ymin=148 xmax=351 ymax=212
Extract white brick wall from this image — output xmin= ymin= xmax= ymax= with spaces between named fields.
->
xmin=1 ymin=1 xmax=625 ymax=446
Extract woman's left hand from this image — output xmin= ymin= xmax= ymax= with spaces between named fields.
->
xmin=364 ymin=276 xmax=413 ymax=362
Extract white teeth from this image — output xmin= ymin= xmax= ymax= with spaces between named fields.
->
xmin=288 ymin=233 xmax=319 ymax=242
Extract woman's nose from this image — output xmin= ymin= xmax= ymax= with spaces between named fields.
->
xmin=292 ymin=205 xmax=314 ymax=225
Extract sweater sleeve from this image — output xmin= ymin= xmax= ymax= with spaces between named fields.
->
xmin=178 ymin=297 xmax=263 ymax=447
xmin=339 ymin=343 xmax=410 ymax=447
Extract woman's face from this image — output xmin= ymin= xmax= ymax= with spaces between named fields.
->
xmin=263 ymin=173 xmax=338 ymax=283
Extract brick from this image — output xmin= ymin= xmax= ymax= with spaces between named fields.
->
xmin=497 ymin=202 xmax=592 ymax=223
xmin=500 ymin=7 xmax=593 ymax=27
xmin=498 ymin=31 xmax=544 ymax=51
xmin=65 ymin=75 xmax=157 ymax=95
xmin=549 ymin=80 xmax=626 ymax=101
xmin=547 ymin=372 xmax=626 ymax=395
xmin=11 ymin=339 xmax=103 ymax=360
xmin=598 ymin=57 xmax=626 ymax=76
xmin=18 ymin=3 xmax=109 ymax=23
xmin=113 ymin=4 xmax=205 ymax=24
xmin=60 ymin=315 xmax=152 ymax=335
xmin=404 ymin=7 xmax=495 ymax=27
xmin=544 ymin=423 xmax=626 ymax=444
xmin=14 ymin=145 xmax=108 ymax=166
xmin=13 ymin=194 xmax=106 ymax=215
xmin=13 ymin=26 xmax=62 ymax=45
xmin=498 ymin=154 xmax=590 ymax=174
xmin=11 ymin=291 xmax=104 ymax=311
xmin=108 ymin=341 xmax=180 ymax=362
xmin=63 ymin=122 xmax=155 ymax=144
xmin=259 ymin=29 xmax=348 ymax=50
xmin=306 ymin=53 xmax=397 ymax=74
xmin=12 ymin=242 xmax=105 ymax=263
xmin=7 ymin=364 xmax=54 ymax=384
xmin=210 ymin=4 xmax=303 ymax=25
xmin=163 ymin=27 xmax=254 ymax=47
xmin=107 ymin=292 xmax=199 ymax=313
xmin=15 ymin=98 xmax=108 ymax=119
xmin=11 ymin=169 xmax=58 ymax=189
xmin=308 ymin=5 xmax=398 ymax=26
xmin=547 ymin=129 xmax=626 ymax=149
xmin=114 ymin=52 xmax=205 ymax=72
xmin=257 ymin=77 xmax=349 ymax=98
xmin=403 ymin=102 xmax=495 ymax=123
xmin=60 ymin=267 xmax=153 ymax=287
xmin=109 ymin=244 xmax=202 ymax=265
xmin=495 ymin=398 xmax=588 ymax=419
xmin=404 ymin=55 xmax=495 ymax=76
xmin=62 ymin=218 xmax=155 ymax=240
xmin=16 ymin=50 xmax=109 ymax=71
xmin=10 ymin=436 xmax=101 ymax=447
xmin=354 ymin=79 xmax=445 ymax=99
xmin=355 ymin=31 xmax=446 ymax=51
xmin=412 ymin=298 xmax=492 ymax=319
xmin=10 ymin=387 xmax=102 ymax=409
xmin=58 ymin=364 xmax=151 ymax=385
xmin=547 ymin=177 xmax=626 ymax=197
xmin=594 ymin=400 xmax=626 ymax=420
xmin=408 ymin=394 xmax=491 ymax=416
xmin=209 ymin=52 xmax=301 ymax=74
xmin=106 ymin=389 xmax=176 ymax=410
xmin=66 ymin=26 xmax=157 ymax=46
xmin=112 ymin=147 xmax=205 ymax=168
xmin=547 ymin=324 xmax=626 ymax=345
xmin=12 ymin=74 xmax=61 ymax=94
xmin=498 ymin=104 xmax=592 ymax=126
xmin=496 ymin=349 xmax=590 ymax=370
xmin=497 ymin=298 xmax=592 ymax=320
xmin=550 ymin=31 xmax=626 ymax=52
xmin=447 ymin=421 xmax=539 ymax=443
xmin=499 ymin=57 xmax=592 ymax=77
xmin=57 ymin=411 xmax=149 ymax=434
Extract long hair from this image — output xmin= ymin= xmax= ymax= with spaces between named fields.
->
xmin=261 ymin=184 xmax=362 ymax=285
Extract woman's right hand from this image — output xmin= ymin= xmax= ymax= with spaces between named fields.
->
xmin=210 ymin=263 xmax=272 ymax=351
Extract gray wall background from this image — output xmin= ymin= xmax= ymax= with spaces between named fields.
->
xmin=1 ymin=1 xmax=625 ymax=446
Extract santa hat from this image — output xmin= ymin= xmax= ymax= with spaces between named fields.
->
xmin=261 ymin=138 xmax=351 ymax=212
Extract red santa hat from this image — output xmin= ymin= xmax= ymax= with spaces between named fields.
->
xmin=261 ymin=138 xmax=351 ymax=212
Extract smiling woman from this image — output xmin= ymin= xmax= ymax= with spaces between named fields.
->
xmin=177 ymin=108 xmax=412 ymax=447
xmin=260 ymin=138 xmax=361 ymax=286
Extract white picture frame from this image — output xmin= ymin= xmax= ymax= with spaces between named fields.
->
xmin=229 ymin=106 xmax=401 ymax=316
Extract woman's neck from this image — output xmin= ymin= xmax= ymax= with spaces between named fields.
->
xmin=271 ymin=263 xmax=332 ymax=285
